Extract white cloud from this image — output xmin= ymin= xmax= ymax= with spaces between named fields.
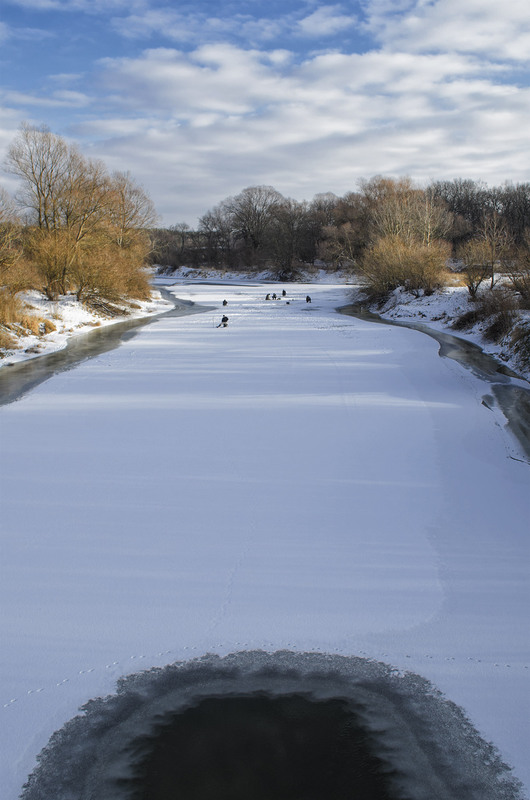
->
xmin=7 ymin=0 xmax=146 ymax=11
xmin=1 ymin=88 xmax=91 ymax=108
xmin=111 ymin=4 xmax=360 ymax=47
xmin=111 ymin=7 xmax=289 ymax=47
xmin=0 ymin=107 xmax=27 ymax=193
xmin=49 ymin=73 xmax=85 ymax=83
xmin=364 ymin=0 xmax=530 ymax=62
xmin=297 ymin=5 xmax=357 ymax=37
xmin=96 ymin=46 xmax=294 ymax=118
xmin=112 ymin=9 xmax=192 ymax=41
xmin=1 ymin=2 xmax=529 ymax=225
xmin=0 ymin=20 xmax=53 ymax=42
xmin=62 ymin=41 xmax=527 ymax=223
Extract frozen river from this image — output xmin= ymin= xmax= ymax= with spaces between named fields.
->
xmin=0 ymin=282 xmax=528 ymax=799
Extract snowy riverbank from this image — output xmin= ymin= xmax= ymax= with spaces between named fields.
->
xmin=0 ymin=288 xmax=174 ymax=367
xmin=361 ymin=283 xmax=530 ymax=383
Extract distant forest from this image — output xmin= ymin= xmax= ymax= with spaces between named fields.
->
xmin=152 ymin=178 xmax=530 ymax=291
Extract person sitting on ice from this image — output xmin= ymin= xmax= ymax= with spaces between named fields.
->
xmin=222 ymin=299 xmax=228 ymax=306
xmin=265 ymin=293 xmax=270 ymax=300
xmin=282 ymin=289 xmax=287 ymax=297
xmin=306 ymin=295 xmax=311 ymax=303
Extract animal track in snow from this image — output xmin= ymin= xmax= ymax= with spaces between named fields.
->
xmin=3 ymin=647 xmax=527 ymax=712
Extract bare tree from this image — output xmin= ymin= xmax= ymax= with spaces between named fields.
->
xmin=457 ymin=239 xmax=493 ymax=298
xmin=499 ymin=182 xmax=530 ymax=245
xmin=225 ymin=185 xmax=284 ymax=265
xmin=429 ymin=178 xmax=488 ymax=237
xmin=107 ymin=171 xmax=158 ymax=248
xmin=0 ymin=186 xmax=22 ymax=278
xmin=360 ymin=176 xmax=452 ymax=247
xmin=6 ymin=123 xmax=70 ymax=229
xmin=319 ymin=222 xmax=360 ymax=269
xmin=199 ymin=203 xmax=235 ymax=267
xmin=268 ymin=197 xmax=310 ymax=278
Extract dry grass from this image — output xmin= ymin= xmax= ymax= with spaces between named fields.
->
xmin=452 ymin=286 xmax=519 ymax=342
xmin=0 ymin=289 xmax=23 ymax=352
xmin=0 ymin=288 xmax=57 ymax=355
xmin=0 ymin=328 xmax=16 ymax=351
xmin=0 ymin=287 xmax=22 ymax=323
xmin=17 ymin=313 xmax=43 ymax=336
xmin=451 ymin=308 xmax=483 ymax=331
xmin=84 ymin=295 xmax=130 ymax=317
xmin=510 ymin=320 xmax=530 ymax=372
xmin=477 ymin=288 xmax=518 ymax=342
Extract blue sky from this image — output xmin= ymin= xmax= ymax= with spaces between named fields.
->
xmin=1 ymin=0 xmax=529 ymax=225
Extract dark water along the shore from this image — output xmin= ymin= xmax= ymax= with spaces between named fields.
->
xmin=339 ymin=304 xmax=530 ymax=459
xmin=0 ymin=296 xmax=212 ymax=406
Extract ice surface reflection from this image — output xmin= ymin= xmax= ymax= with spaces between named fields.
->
xmin=21 ymin=651 xmax=523 ymax=800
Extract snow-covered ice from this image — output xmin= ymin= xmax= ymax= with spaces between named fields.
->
xmin=0 ymin=282 xmax=528 ymax=798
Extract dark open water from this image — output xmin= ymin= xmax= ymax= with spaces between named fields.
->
xmin=122 ymin=694 xmax=394 ymax=800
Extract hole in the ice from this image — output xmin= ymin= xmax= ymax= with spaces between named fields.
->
xmin=20 ymin=652 xmax=525 ymax=800
xmin=120 ymin=693 xmax=395 ymax=800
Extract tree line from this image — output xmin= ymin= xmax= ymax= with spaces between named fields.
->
xmin=1 ymin=124 xmax=157 ymax=350
xmin=152 ymin=177 xmax=530 ymax=301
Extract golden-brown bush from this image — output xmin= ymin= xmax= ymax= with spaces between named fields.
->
xmin=71 ymin=234 xmax=151 ymax=306
xmin=359 ymin=235 xmax=450 ymax=296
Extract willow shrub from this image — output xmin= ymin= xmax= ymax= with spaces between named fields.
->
xmin=70 ymin=229 xmax=152 ymax=310
xmin=360 ymin=235 xmax=450 ymax=297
